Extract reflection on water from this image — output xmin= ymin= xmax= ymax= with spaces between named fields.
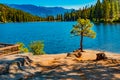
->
xmin=0 ymin=22 xmax=120 ymax=54
xmin=92 ymin=23 xmax=120 ymax=53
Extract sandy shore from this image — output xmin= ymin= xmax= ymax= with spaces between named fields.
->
xmin=0 ymin=50 xmax=120 ymax=80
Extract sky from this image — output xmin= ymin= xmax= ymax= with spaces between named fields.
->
xmin=0 ymin=0 xmax=97 ymax=9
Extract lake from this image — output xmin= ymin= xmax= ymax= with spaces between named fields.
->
xmin=0 ymin=22 xmax=120 ymax=54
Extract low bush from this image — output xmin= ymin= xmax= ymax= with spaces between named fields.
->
xmin=29 ymin=41 xmax=45 ymax=55
xmin=17 ymin=42 xmax=29 ymax=53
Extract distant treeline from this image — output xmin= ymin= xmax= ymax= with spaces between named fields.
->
xmin=48 ymin=0 xmax=120 ymax=22
xmin=0 ymin=0 xmax=120 ymax=23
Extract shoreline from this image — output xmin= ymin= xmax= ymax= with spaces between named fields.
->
xmin=0 ymin=49 xmax=120 ymax=80
xmin=1 ymin=49 xmax=120 ymax=61
xmin=34 ymin=49 xmax=120 ymax=59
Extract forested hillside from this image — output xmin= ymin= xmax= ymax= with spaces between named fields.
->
xmin=0 ymin=4 xmax=44 ymax=23
xmin=0 ymin=0 xmax=120 ymax=23
xmin=52 ymin=0 xmax=120 ymax=22
xmin=93 ymin=0 xmax=120 ymax=22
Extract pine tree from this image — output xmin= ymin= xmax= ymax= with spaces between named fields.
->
xmin=103 ymin=0 xmax=110 ymax=21
xmin=110 ymin=1 xmax=115 ymax=21
xmin=71 ymin=18 xmax=96 ymax=52
xmin=114 ymin=0 xmax=119 ymax=20
xmin=94 ymin=0 xmax=102 ymax=21
xmin=89 ymin=5 xmax=94 ymax=21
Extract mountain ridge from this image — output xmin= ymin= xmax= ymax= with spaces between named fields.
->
xmin=7 ymin=4 xmax=74 ymax=17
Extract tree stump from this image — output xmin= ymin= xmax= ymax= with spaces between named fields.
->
xmin=96 ymin=53 xmax=107 ymax=60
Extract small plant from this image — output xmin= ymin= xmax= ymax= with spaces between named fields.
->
xmin=29 ymin=41 xmax=45 ymax=55
xmin=17 ymin=42 xmax=29 ymax=53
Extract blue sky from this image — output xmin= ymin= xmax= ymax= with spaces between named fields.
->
xmin=0 ymin=0 xmax=97 ymax=9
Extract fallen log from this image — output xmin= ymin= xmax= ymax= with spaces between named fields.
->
xmin=67 ymin=52 xmax=82 ymax=58
xmin=0 ymin=56 xmax=33 ymax=75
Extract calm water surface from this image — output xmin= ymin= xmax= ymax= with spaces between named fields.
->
xmin=0 ymin=22 xmax=120 ymax=54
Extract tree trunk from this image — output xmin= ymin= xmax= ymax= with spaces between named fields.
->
xmin=80 ymin=34 xmax=83 ymax=52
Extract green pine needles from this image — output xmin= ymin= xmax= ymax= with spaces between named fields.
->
xmin=71 ymin=18 xmax=96 ymax=51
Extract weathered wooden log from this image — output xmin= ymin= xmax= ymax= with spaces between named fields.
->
xmin=67 ymin=53 xmax=71 ymax=57
xmin=96 ymin=53 xmax=107 ymax=60
xmin=74 ymin=52 xmax=82 ymax=58
xmin=66 ymin=53 xmax=75 ymax=58
xmin=16 ymin=56 xmax=33 ymax=66
xmin=0 ymin=56 xmax=33 ymax=74
xmin=0 ymin=64 xmax=9 ymax=74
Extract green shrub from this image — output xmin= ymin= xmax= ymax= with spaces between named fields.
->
xmin=17 ymin=42 xmax=29 ymax=53
xmin=29 ymin=41 xmax=45 ymax=55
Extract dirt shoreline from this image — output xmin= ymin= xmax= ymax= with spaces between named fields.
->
xmin=0 ymin=50 xmax=120 ymax=80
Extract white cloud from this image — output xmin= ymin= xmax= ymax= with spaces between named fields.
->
xmin=61 ymin=5 xmax=85 ymax=10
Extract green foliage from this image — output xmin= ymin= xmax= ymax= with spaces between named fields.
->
xmin=61 ymin=0 xmax=120 ymax=22
xmin=0 ymin=0 xmax=120 ymax=23
xmin=29 ymin=41 xmax=45 ymax=55
xmin=103 ymin=0 xmax=110 ymax=21
xmin=17 ymin=42 xmax=29 ymax=53
xmin=46 ymin=16 xmax=54 ymax=21
xmin=56 ymin=14 xmax=63 ymax=21
xmin=94 ymin=0 xmax=102 ymax=21
xmin=0 ymin=4 xmax=44 ymax=23
xmin=71 ymin=18 xmax=96 ymax=38
xmin=110 ymin=1 xmax=116 ymax=21
xmin=71 ymin=18 xmax=96 ymax=51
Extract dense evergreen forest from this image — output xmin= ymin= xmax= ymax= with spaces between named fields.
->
xmin=0 ymin=0 xmax=120 ymax=23
xmin=0 ymin=4 xmax=44 ymax=22
xmin=52 ymin=0 xmax=120 ymax=22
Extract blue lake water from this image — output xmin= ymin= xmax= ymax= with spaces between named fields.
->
xmin=0 ymin=22 xmax=120 ymax=54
